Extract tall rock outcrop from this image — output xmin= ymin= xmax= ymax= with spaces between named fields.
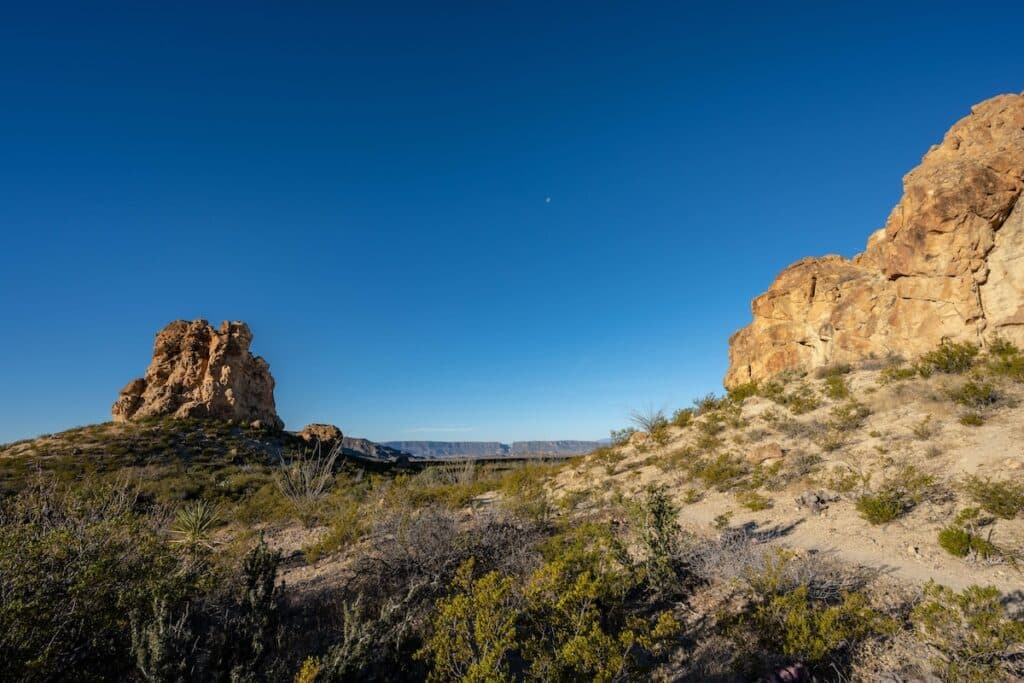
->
xmin=726 ymin=92 xmax=1024 ymax=388
xmin=113 ymin=319 xmax=284 ymax=429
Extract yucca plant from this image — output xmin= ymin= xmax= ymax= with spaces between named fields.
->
xmin=170 ymin=499 xmax=220 ymax=552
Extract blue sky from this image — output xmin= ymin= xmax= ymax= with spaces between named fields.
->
xmin=1 ymin=1 xmax=1022 ymax=443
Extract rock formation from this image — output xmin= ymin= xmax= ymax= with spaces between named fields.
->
xmin=113 ymin=319 xmax=284 ymax=429
xmin=298 ymin=423 xmax=343 ymax=449
xmin=726 ymin=92 xmax=1024 ymax=388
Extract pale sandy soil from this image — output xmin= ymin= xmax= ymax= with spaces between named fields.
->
xmin=553 ymin=368 xmax=1024 ymax=594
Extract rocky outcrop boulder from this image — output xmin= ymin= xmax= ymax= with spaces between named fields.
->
xmin=726 ymin=92 xmax=1024 ymax=388
xmin=298 ymin=423 xmax=343 ymax=449
xmin=112 ymin=319 xmax=283 ymax=429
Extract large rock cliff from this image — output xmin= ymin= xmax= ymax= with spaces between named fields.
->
xmin=726 ymin=92 xmax=1024 ymax=388
xmin=112 ymin=319 xmax=284 ymax=429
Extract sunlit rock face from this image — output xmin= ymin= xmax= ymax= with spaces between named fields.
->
xmin=113 ymin=319 xmax=283 ymax=430
xmin=726 ymin=92 xmax=1024 ymax=388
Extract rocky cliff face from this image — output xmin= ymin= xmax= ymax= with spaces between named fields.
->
xmin=112 ymin=319 xmax=283 ymax=429
xmin=726 ymin=92 xmax=1024 ymax=388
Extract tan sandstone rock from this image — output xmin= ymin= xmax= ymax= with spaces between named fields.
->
xmin=726 ymin=92 xmax=1024 ymax=388
xmin=112 ymin=319 xmax=284 ymax=429
xmin=298 ymin=423 xmax=343 ymax=449
xmin=745 ymin=442 xmax=785 ymax=465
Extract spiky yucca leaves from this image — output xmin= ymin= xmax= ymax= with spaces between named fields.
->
xmin=170 ymin=499 xmax=220 ymax=552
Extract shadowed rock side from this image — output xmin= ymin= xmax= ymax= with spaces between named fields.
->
xmin=112 ymin=319 xmax=284 ymax=430
xmin=726 ymin=92 xmax=1024 ymax=388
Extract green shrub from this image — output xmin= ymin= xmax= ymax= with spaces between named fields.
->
xmin=671 ymin=407 xmax=695 ymax=428
xmin=938 ymin=526 xmax=972 ymax=557
xmin=959 ymin=411 xmax=986 ymax=426
xmin=962 ymin=476 xmax=1024 ymax=519
xmin=736 ymin=490 xmax=772 ymax=511
xmin=855 ymin=491 xmax=907 ymax=525
xmin=823 ymin=374 xmax=851 ymax=400
xmin=0 ymin=478 xmax=193 ymax=681
xmin=747 ymin=586 xmax=894 ymax=665
xmin=828 ymin=401 xmax=871 ymax=432
xmin=879 ymin=363 xmax=919 ymax=383
xmin=727 ymin=382 xmax=760 ymax=403
xmin=918 ymin=339 xmax=979 ymax=374
xmin=690 ymin=453 xmax=748 ymax=491
xmin=948 ymin=380 xmax=1002 ymax=409
xmin=985 ymin=336 xmax=1024 ymax=382
xmin=416 ymin=559 xmax=519 ymax=683
xmin=911 ymin=581 xmax=1024 ymax=682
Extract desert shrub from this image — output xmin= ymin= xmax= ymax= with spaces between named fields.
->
xmin=855 ymin=491 xmax=907 ymax=525
xmin=815 ymin=363 xmax=853 ymax=379
xmin=823 ymin=374 xmax=851 ymax=400
xmin=985 ymin=336 xmax=1024 ymax=382
xmin=911 ymin=581 xmax=1024 ymax=682
xmin=690 ymin=453 xmax=748 ymax=491
xmin=630 ymin=407 xmax=670 ymax=445
xmin=937 ymin=526 xmax=998 ymax=560
xmin=499 ymin=462 xmax=559 ymax=523
xmin=911 ymin=414 xmax=938 ymax=439
xmin=828 ymin=401 xmax=871 ymax=432
xmin=609 ymin=427 xmax=636 ymax=446
xmin=879 ymin=362 xmax=919 ymax=384
xmin=746 ymin=586 xmax=894 ymax=666
xmin=962 ymin=476 xmax=1024 ymax=520
xmin=0 ymin=478 xmax=192 ymax=681
xmin=938 ymin=526 xmax=973 ymax=557
xmin=731 ymin=549 xmax=893 ymax=673
xmin=416 ymin=559 xmax=520 ymax=682
xmin=727 ymin=381 xmax=760 ymax=403
xmin=633 ymin=485 xmax=685 ymax=595
xmin=671 ymin=407 xmax=695 ymax=428
xmin=131 ymin=538 xmax=286 ymax=682
xmin=693 ymin=393 xmax=730 ymax=414
xmin=303 ymin=497 xmax=367 ymax=563
xmin=763 ymin=382 xmax=822 ymax=415
xmin=736 ymin=490 xmax=772 ymax=511
xmin=918 ymin=339 xmax=979 ymax=375
xmin=521 ymin=524 xmax=680 ymax=681
xmin=948 ymin=380 xmax=1002 ymax=409
xmin=960 ymin=411 xmax=986 ymax=426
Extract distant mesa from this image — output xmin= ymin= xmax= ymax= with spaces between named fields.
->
xmin=727 ymin=92 xmax=1024 ymax=388
xmin=382 ymin=440 xmax=601 ymax=458
xmin=113 ymin=319 xmax=284 ymax=430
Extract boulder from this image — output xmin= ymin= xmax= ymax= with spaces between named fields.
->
xmin=298 ymin=423 xmax=343 ymax=449
xmin=726 ymin=92 xmax=1024 ymax=388
xmin=112 ymin=319 xmax=283 ymax=429
xmin=745 ymin=441 xmax=785 ymax=465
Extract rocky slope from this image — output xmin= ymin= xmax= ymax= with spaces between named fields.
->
xmin=113 ymin=319 xmax=283 ymax=429
xmin=726 ymin=92 xmax=1024 ymax=388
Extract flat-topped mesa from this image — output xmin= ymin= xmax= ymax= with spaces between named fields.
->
xmin=113 ymin=319 xmax=284 ymax=430
xmin=726 ymin=92 xmax=1024 ymax=389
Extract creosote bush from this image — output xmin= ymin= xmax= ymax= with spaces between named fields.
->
xmin=911 ymin=581 xmax=1024 ymax=682
xmin=917 ymin=339 xmax=979 ymax=375
xmin=962 ymin=475 xmax=1024 ymax=519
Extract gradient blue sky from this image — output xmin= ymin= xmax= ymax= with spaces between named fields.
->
xmin=2 ymin=2 xmax=1022 ymax=443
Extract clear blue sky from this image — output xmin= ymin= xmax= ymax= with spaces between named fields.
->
xmin=1 ymin=2 xmax=1022 ymax=444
